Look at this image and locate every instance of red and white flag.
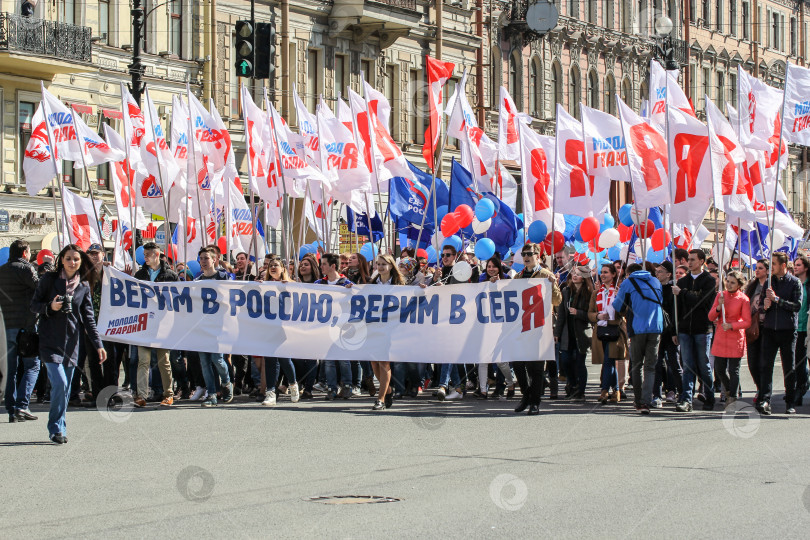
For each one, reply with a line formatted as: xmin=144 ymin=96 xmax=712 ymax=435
xmin=554 ymin=105 xmax=610 ymax=218
xmin=241 ymin=84 xmax=273 ymax=201
xmin=446 ymin=69 xmax=475 ymax=139
xmin=498 ymin=87 xmax=530 ymax=163
xmin=103 ymin=125 xmax=148 ymax=234
xmin=23 ymin=103 xmax=58 ymax=195
xmin=293 ymin=85 xmax=322 ymax=166
xmin=519 ymin=125 xmax=556 ymax=229
xmin=705 ymin=99 xmax=754 ymax=219
xmin=62 ymin=187 xmax=102 ymax=251
xmin=422 ymin=55 xmax=455 ymax=170
xmin=187 ymin=90 xmax=237 ymax=196
xmin=141 ymin=88 xmax=180 ymax=193
xmin=666 ymin=106 xmax=713 ymax=232
xmin=617 ymin=97 xmax=669 ymax=209
xmin=673 ymin=223 xmax=710 ymax=250
xmin=581 ymin=104 xmax=629 ymax=182
xmin=782 ymin=62 xmax=810 ymax=147
xmin=270 ymin=102 xmax=328 ymax=197
xmin=648 ymin=59 xmax=694 ymax=130
xmin=40 ymin=85 xmax=83 ymax=163
xmin=72 ymin=108 xmax=124 ymax=167
xmin=737 ymin=66 xmax=784 ymax=152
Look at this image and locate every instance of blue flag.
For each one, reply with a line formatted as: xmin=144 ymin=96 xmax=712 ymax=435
xmin=346 ymin=206 xmax=384 ymax=242
xmin=449 ymin=159 xmax=522 ymax=257
xmin=389 ymin=161 xmax=449 ymax=231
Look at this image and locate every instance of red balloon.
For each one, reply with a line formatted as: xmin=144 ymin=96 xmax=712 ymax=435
xmin=37 ymin=249 xmax=54 ymax=266
xmin=579 ymin=216 xmax=600 ymax=242
xmin=636 ymin=220 xmax=655 ymax=238
xmin=650 ymin=229 xmax=672 ymax=251
xmin=217 ymin=236 xmax=227 ymax=255
xmin=416 ymin=248 xmax=428 ymax=260
xmin=441 ymin=214 xmax=460 ymax=238
xmin=544 ymin=231 xmax=565 ymax=254
xmin=456 ymin=204 xmax=474 ymax=228
xmin=618 ymin=223 xmax=634 ymax=242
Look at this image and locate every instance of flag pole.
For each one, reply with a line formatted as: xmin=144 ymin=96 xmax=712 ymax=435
xmin=359 ymin=73 xmax=389 ymax=255
xmin=265 ymin=90 xmax=295 ymax=265
xmin=185 ymin=87 xmax=209 ymax=260
xmin=768 ymin=62 xmax=790 ymax=289
xmin=663 ymin=88 xmax=680 ymax=336
xmin=66 ymin=106 xmax=105 ymax=247
xmin=120 ymin=84 xmax=140 ymax=267
xmin=615 ymin=96 xmax=648 ymax=266
xmin=549 ymin=104 xmax=562 ymax=267
xmin=239 ymin=84 xmax=259 ymax=271
xmin=143 ymin=87 xmax=172 ymax=256
xmin=316 ymin=95 xmax=332 ymax=249
xmin=39 ymin=91 xmax=70 ymax=248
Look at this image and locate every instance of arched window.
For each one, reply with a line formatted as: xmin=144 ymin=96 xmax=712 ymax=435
xmin=569 ymin=65 xmax=581 ymax=119
xmin=509 ymin=50 xmax=522 ymax=109
xmin=587 ymin=70 xmax=599 ymax=109
xmin=605 ymin=74 xmax=617 ymax=115
xmin=621 ymin=77 xmax=632 ymax=107
xmin=529 ymin=57 xmax=542 ymax=116
xmin=551 ymin=61 xmax=562 ymax=115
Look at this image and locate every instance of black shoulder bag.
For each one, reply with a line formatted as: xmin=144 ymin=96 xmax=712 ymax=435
xmin=16 ymin=323 xmax=39 ymax=358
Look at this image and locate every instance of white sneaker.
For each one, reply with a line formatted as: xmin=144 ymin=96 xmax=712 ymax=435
xmin=262 ymin=391 xmax=277 ymax=407
xmin=190 ymin=386 xmax=206 ymax=401
xmin=313 ymin=382 xmax=327 ymax=393
xmin=290 ymin=383 xmax=300 ymax=403
xmin=446 ymin=389 xmax=462 ymax=400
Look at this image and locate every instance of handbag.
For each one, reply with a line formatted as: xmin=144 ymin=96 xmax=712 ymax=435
xmin=16 ymin=327 xmax=39 ymax=358
xmin=745 ymin=320 xmax=760 ymax=342
xmin=596 ymin=324 xmax=620 ymax=342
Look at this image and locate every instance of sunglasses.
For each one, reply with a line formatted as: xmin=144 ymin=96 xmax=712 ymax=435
xmin=521 ymin=251 xmax=536 ymax=257
xmin=442 ymin=253 xmax=454 ymax=258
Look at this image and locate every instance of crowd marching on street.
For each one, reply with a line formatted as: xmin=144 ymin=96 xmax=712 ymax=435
xmin=2 ymin=236 xmax=809 ymax=444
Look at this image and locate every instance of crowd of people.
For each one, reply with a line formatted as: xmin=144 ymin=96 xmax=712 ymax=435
xmin=1 ymin=237 xmax=808 ymax=444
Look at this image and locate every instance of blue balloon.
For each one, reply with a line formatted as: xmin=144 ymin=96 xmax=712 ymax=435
xmin=607 ymin=246 xmax=622 ymax=261
xmin=359 ymin=242 xmax=379 ymax=261
xmin=474 ymin=199 xmax=496 ymax=221
xmin=0 ymin=246 xmax=9 ymax=265
xmin=474 ymin=238 xmax=496 ymax=261
xmin=647 ymin=249 xmax=666 ymax=264
xmin=600 ymin=258 xmax=613 ymax=268
xmin=425 ymin=245 xmax=437 ymax=264
xmin=185 ymin=260 xmax=201 ymax=276
xmin=511 ymin=261 xmax=525 ymax=272
xmin=618 ymin=204 xmax=634 ymax=227
xmin=436 ymin=205 xmax=449 ymax=224
xmin=442 ymin=235 xmax=463 ymax=253
xmin=600 ymin=214 xmax=616 ymax=233
xmin=574 ymin=229 xmax=584 ymax=242
xmin=527 ymin=221 xmax=548 ymax=244
xmin=135 ymin=246 xmax=145 ymax=265
xmin=299 ymin=247 xmax=311 ymax=260
xmin=573 ymin=240 xmax=589 ymax=254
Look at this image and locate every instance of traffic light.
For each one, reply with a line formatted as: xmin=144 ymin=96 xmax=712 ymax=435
xmin=235 ymin=20 xmax=254 ymax=78
xmin=254 ymin=21 xmax=276 ymax=80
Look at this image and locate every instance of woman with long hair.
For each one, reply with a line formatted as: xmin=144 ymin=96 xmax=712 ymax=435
xmin=588 ymin=262 xmax=628 ymax=403
xmin=297 ymin=253 xmax=321 ymax=283
xmin=346 ymin=252 xmax=371 ymax=284
xmin=30 ymin=245 xmax=105 ymax=444
xmin=259 ymin=255 xmax=299 ymax=406
xmin=555 ymin=266 xmax=594 ymax=400
xmin=369 ymin=254 xmax=405 ymax=410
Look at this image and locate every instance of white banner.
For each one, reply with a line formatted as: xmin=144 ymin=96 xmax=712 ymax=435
xmin=98 ymin=267 xmax=555 ymax=363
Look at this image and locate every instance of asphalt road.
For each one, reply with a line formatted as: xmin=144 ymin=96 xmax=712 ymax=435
xmin=2 ymin=362 xmax=810 ymax=539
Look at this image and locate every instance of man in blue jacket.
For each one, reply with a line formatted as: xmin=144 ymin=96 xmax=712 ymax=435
xmin=612 ymin=263 xmax=663 ymax=414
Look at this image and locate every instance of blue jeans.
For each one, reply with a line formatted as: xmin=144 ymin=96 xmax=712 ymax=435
xmin=324 ymin=360 xmax=352 ymax=392
xmin=439 ymin=363 xmax=461 ymax=390
xmin=198 ymin=352 xmax=230 ymax=395
xmin=679 ymin=333 xmax=714 ymax=403
xmin=45 ymin=362 xmax=75 ymax=437
xmin=4 ymin=328 xmax=41 ymax=414
xmin=263 ymin=357 xmax=296 ymax=392
xmin=600 ymin=341 xmax=618 ymax=391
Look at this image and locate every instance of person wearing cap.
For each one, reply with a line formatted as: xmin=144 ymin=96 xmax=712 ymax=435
xmin=83 ymin=244 xmax=129 ymax=408
xmin=132 ymin=242 xmax=179 ymax=408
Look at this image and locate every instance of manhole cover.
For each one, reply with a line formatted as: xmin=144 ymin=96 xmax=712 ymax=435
xmin=308 ymin=495 xmax=401 ymax=505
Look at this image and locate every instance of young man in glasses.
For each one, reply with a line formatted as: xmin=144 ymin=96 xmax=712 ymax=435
xmin=513 ymin=243 xmax=562 ymax=415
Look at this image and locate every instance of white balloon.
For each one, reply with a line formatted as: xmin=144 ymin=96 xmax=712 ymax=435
xmin=472 ymin=218 xmax=492 ymax=234
xmin=451 ymin=260 xmax=473 ymax=282
xmin=598 ymin=228 xmax=620 ymax=249
xmin=630 ymin=207 xmax=649 ymax=226
xmin=771 ymin=230 xmax=786 ymax=251
xmin=620 ymin=245 xmax=629 ymax=261
xmin=711 ymin=245 xmax=731 ymax=264
xmin=634 ymin=238 xmax=652 ymax=255
xmin=432 ymin=233 xmax=445 ymax=251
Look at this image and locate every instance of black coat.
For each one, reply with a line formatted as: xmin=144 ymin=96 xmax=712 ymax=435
xmin=0 ymin=258 xmax=39 ymax=330
xmin=554 ymin=286 xmax=592 ymax=352
xmin=676 ymin=271 xmax=716 ymax=335
xmin=30 ymin=272 xmax=102 ymax=365
xmin=763 ymin=272 xmax=803 ymax=331
xmin=134 ymin=261 xmax=178 ymax=282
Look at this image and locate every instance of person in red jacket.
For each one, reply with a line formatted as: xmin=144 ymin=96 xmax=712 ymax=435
xmin=707 ymin=271 xmax=751 ymax=406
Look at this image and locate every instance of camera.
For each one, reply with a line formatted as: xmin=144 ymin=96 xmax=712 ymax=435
xmin=56 ymin=294 xmax=73 ymax=314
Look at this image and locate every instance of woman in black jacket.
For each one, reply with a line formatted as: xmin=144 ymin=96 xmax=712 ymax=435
xmin=554 ymin=265 xmax=593 ymax=400
xmin=30 ymin=245 xmax=105 ymax=444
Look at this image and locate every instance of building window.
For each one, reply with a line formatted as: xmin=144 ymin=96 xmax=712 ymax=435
xmin=529 ymin=58 xmax=541 ymax=117
xmin=98 ymin=0 xmax=109 ymax=44
xmin=716 ymin=0 xmax=723 ymax=32
xmin=169 ymin=0 xmax=182 ymax=57
xmin=97 ymin=118 xmax=111 ymax=190
xmin=551 ymin=61 xmax=562 ymax=114
xmin=384 ymin=64 xmax=395 ymax=133
xmin=509 ymin=51 xmax=522 ymax=109
xmin=361 ymin=59 xmax=373 ymax=88
xmin=307 ymin=50 xmax=319 ymax=113
xmin=702 ymin=0 xmax=710 ymax=25
xmin=729 ymin=72 xmax=737 ymax=108
xmin=569 ymin=66 xmax=581 ymax=119
xmin=638 ymin=0 xmax=648 ymax=34
xmin=18 ymin=102 xmax=34 ymax=185
xmin=702 ymin=67 xmax=711 ymax=109
xmin=689 ymin=63 xmax=697 ymax=100
xmin=408 ymin=69 xmax=423 ymax=144
xmin=568 ymin=0 xmax=579 ymax=18
xmin=605 ymin=74 xmax=616 ymax=115
xmin=621 ymin=78 xmax=632 ymax=107
xmin=335 ymin=55 xmax=348 ymax=99
xmin=58 ymin=0 xmax=77 ymax=24
xmin=742 ymin=1 xmax=750 ymax=39
xmin=716 ymin=71 xmax=724 ymax=107
xmin=587 ymin=70 xmax=599 ymax=110
xmin=604 ymin=0 xmax=614 ymax=29
xmin=791 ymin=17 xmax=798 ymax=56
xmin=586 ymin=0 xmax=597 ymax=23
xmin=491 ymin=48 xmax=501 ymax=109
xmin=622 ymin=2 xmax=632 ymax=33
xmin=729 ymin=0 xmax=736 ymax=36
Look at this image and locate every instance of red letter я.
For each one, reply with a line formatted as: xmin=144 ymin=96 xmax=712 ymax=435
xmin=521 ymin=285 xmax=545 ymax=332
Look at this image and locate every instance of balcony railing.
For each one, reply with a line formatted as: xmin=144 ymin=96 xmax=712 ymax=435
xmin=369 ymin=0 xmax=418 ymax=11
xmin=0 ymin=13 xmax=92 ymax=63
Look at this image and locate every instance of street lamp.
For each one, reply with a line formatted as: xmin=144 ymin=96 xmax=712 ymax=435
xmin=654 ymin=16 xmax=680 ymax=71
